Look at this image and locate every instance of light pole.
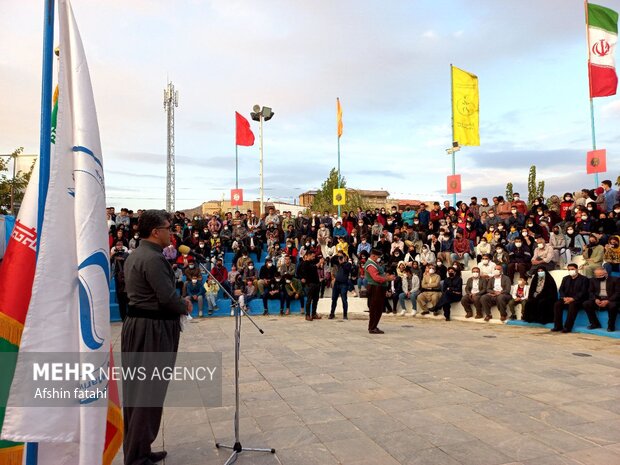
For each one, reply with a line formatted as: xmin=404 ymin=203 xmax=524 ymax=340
xmin=251 ymin=105 xmax=274 ymax=215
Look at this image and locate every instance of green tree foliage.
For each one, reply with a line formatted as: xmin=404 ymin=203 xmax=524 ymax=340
xmin=527 ymin=165 xmax=545 ymax=207
xmin=505 ymin=182 xmax=514 ymax=202
xmin=0 ymin=147 xmax=34 ymax=215
xmin=309 ymin=168 xmax=370 ymax=213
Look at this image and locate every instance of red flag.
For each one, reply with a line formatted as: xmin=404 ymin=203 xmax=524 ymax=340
xmin=235 ymin=112 xmax=255 ymax=146
xmin=447 ymin=175 xmax=461 ymax=194
xmin=231 ymin=189 xmax=244 ymax=206
xmin=587 ymin=149 xmax=607 ymax=174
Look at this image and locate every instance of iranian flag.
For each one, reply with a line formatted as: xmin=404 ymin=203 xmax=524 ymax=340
xmin=587 ymin=2 xmax=618 ymax=97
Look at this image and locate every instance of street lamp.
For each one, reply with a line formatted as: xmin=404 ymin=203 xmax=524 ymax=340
xmin=251 ymin=105 xmax=274 ymax=215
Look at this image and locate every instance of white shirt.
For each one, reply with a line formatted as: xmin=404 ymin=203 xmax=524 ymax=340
xmin=493 ymin=277 xmax=503 ymax=292
xmin=471 ymin=278 xmax=480 ymax=294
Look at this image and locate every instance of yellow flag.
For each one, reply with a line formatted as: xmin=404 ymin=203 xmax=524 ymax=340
xmin=451 ymin=66 xmax=479 ymax=146
xmin=333 ymin=188 xmax=346 ymax=205
xmin=336 ymin=97 xmax=343 ymax=138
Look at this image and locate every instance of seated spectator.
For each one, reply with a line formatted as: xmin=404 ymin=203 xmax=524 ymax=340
xmin=257 ymin=258 xmax=277 ymax=295
xmin=430 ymin=266 xmax=463 ymax=321
xmin=581 ymin=236 xmax=604 ymax=278
xmin=479 ymin=265 xmax=512 ymax=321
xmin=211 ymin=258 xmax=231 ymax=297
xmin=451 ymin=232 xmax=472 ymax=269
xmin=236 ymin=249 xmax=252 ymax=271
xmin=398 ymin=267 xmax=420 ymax=316
xmin=417 ymin=265 xmax=442 ymax=315
xmin=284 ymin=273 xmax=305 ymax=315
xmin=262 ymin=272 xmax=285 ymax=315
xmin=186 ymin=276 xmax=206 ymax=317
xmin=550 ymin=225 xmax=568 ymax=267
xmin=238 ymin=277 xmax=258 ymax=312
xmin=204 ymin=276 xmax=220 ymax=315
xmin=242 ymin=261 xmax=258 ymax=284
xmin=357 ymin=236 xmax=371 ymax=256
xmin=507 ymin=238 xmax=531 ymax=283
xmin=475 ymin=238 xmax=491 ymax=263
xmin=183 ymin=262 xmax=202 ymax=296
xmin=603 ymin=235 xmax=620 ymax=274
xmin=333 ymin=221 xmax=348 ymax=239
xmin=279 ymin=254 xmax=296 ymax=277
xmin=336 ymin=236 xmax=349 ymax=257
xmin=522 ymin=266 xmax=558 ymax=324
xmin=416 ymin=244 xmax=436 ymax=272
xmin=128 ymin=232 xmax=140 ymax=252
xmin=530 ymin=237 xmax=555 ymax=273
xmin=511 ymin=192 xmax=528 ymax=216
xmin=584 ymin=266 xmax=618 ymax=332
xmin=478 ymin=254 xmax=496 ymax=279
xmin=507 ymin=277 xmax=529 ymax=320
xmin=384 ymin=265 xmax=403 ymax=314
xmin=492 ymin=245 xmax=509 ymax=274
xmin=461 ymin=267 xmax=486 ymax=319
xmin=551 ymin=264 xmax=590 ymax=333
xmin=172 ymin=264 xmax=184 ymax=294
xmin=245 ymin=231 xmax=262 ymax=263
xmin=435 ymin=259 xmax=448 ymax=282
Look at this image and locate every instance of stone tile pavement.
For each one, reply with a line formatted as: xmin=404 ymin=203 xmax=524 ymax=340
xmin=111 ymin=312 xmax=620 ymax=465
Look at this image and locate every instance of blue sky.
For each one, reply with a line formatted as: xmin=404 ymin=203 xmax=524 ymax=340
xmin=1 ymin=0 xmax=618 ymax=210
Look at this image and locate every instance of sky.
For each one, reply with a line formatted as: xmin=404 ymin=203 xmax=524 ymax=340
xmin=1 ymin=0 xmax=619 ymax=210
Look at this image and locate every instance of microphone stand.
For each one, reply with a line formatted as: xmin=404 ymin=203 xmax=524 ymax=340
xmin=201 ymin=265 xmax=275 ymax=464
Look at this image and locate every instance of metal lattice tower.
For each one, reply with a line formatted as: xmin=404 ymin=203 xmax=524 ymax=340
xmin=163 ymin=82 xmax=178 ymax=212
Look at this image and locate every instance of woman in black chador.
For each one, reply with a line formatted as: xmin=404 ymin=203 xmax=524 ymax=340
xmin=522 ymin=266 xmax=558 ymax=324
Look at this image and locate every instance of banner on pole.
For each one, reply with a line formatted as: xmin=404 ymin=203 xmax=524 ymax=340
xmin=447 ymin=175 xmax=462 ymax=194
xmin=587 ymin=149 xmax=607 ymax=174
xmin=333 ymin=188 xmax=346 ymax=206
xmin=231 ymin=189 xmax=244 ymax=206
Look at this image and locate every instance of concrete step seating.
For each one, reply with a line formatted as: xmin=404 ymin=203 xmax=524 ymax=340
xmin=109 ymin=249 xmax=619 ymax=338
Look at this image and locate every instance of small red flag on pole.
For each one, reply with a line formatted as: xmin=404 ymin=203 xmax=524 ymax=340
xmin=235 ymin=112 xmax=255 ymax=146
xmin=586 ymin=149 xmax=607 ymax=174
xmin=447 ymin=175 xmax=462 ymax=194
xmin=231 ymin=189 xmax=244 ymax=206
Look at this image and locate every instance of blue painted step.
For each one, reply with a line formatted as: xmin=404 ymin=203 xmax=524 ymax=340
xmin=506 ymin=308 xmax=619 ymax=339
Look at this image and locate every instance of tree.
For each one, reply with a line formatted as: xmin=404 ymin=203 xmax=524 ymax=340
xmin=527 ymin=165 xmax=545 ymax=207
xmin=0 ymin=147 xmax=34 ymax=215
xmin=308 ymin=168 xmax=370 ymax=213
xmin=505 ymin=182 xmax=514 ymax=202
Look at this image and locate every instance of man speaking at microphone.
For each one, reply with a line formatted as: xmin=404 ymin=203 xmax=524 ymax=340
xmin=122 ymin=210 xmax=192 ymax=465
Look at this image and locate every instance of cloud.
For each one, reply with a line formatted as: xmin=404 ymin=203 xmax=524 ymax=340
xmin=601 ymin=100 xmax=620 ymax=119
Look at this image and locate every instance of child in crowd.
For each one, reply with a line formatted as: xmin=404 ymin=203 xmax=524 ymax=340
xmin=507 ymin=278 xmax=529 ymax=320
xmin=204 ymin=277 xmax=220 ymax=315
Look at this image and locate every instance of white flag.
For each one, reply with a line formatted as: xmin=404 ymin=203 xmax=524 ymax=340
xmin=1 ymin=1 xmax=114 ymax=464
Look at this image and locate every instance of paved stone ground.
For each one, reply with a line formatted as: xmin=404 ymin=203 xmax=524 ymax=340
xmin=111 ymin=313 xmax=620 ymax=465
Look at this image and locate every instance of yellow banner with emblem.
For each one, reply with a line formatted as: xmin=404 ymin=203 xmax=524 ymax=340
xmin=452 ymin=66 xmax=480 ymax=146
xmin=333 ymin=188 xmax=346 ymax=206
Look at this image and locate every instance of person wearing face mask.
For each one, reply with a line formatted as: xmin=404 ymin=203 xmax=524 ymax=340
xmin=430 ymin=266 xmax=463 ymax=320
xmin=507 ymin=238 xmax=532 ymax=283
xmin=182 ymin=260 xmax=202 ymax=296
xmin=128 ymin=232 xmax=141 ymax=252
xmin=478 ymin=254 xmax=497 ymax=279
xmin=186 ymin=275 xmax=206 ymax=317
xmin=563 ymin=226 xmax=586 ymax=264
xmin=330 ymin=254 xmax=353 ymax=319
xmin=603 ymin=235 xmax=620 ymax=274
xmin=475 ymin=238 xmax=491 ymax=264
xmin=262 ymin=272 xmax=286 ymax=316
xmin=581 ymin=236 xmax=605 ymax=278
xmin=257 ymin=258 xmax=277 ymax=296
xmin=283 ymin=273 xmax=305 ymax=315
xmin=451 ymin=233 xmax=473 ymax=270
xmin=357 ymin=236 xmax=372 ymax=256
xmin=242 ymin=261 xmax=258 ymax=285
xmin=551 ymin=264 xmax=590 ymax=333
xmin=506 ymin=278 xmax=529 ymax=320
xmin=479 ymin=266 xmax=512 ymax=321
xmin=492 ymin=245 xmax=509 ymax=274
xmin=560 ymin=193 xmax=576 ymax=222
xmin=583 ymin=267 xmax=619 ymax=332
xmin=507 ymin=206 xmax=526 ymax=230
xmin=417 ymin=265 xmax=442 ymax=315
xmin=486 ymin=210 xmax=501 ymax=229
xmin=402 ymin=206 xmax=416 ymax=226
xmin=549 ymin=226 xmax=568 ymax=267
xmin=510 ymin=193 xmax=528 ymax=216
xmin=297 ymin=250 xmax=322 ymax=321
xmin=522 ymin=266 xmax=558 ymax=324
xmin=398 ymin=267 xmax=420 ymax=316
xmin=530 ymin=237 xmax=555 ymax=274
xmin=461 ymin=267 xmax=486 ymax=318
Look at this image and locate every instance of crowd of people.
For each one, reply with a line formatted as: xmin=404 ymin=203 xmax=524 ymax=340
xmin=107 ymin=180 xmax=620 ymax=333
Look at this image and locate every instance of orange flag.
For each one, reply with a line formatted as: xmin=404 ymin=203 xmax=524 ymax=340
xmin=337 ymin=98 xmax=343 ymax=138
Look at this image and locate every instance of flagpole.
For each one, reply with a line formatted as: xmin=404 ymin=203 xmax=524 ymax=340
xmin=584 ymin=0 xmax=600 ymax=187
xmin=37 ymin=0 xmax=55 ymax=253
xmin=235 ymin=143 xmax=239 ymax=212
xmin=450 ymin=64 xmax=457 ymax=206
xmin=337 ymin=133 xmax=341 ymax=217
